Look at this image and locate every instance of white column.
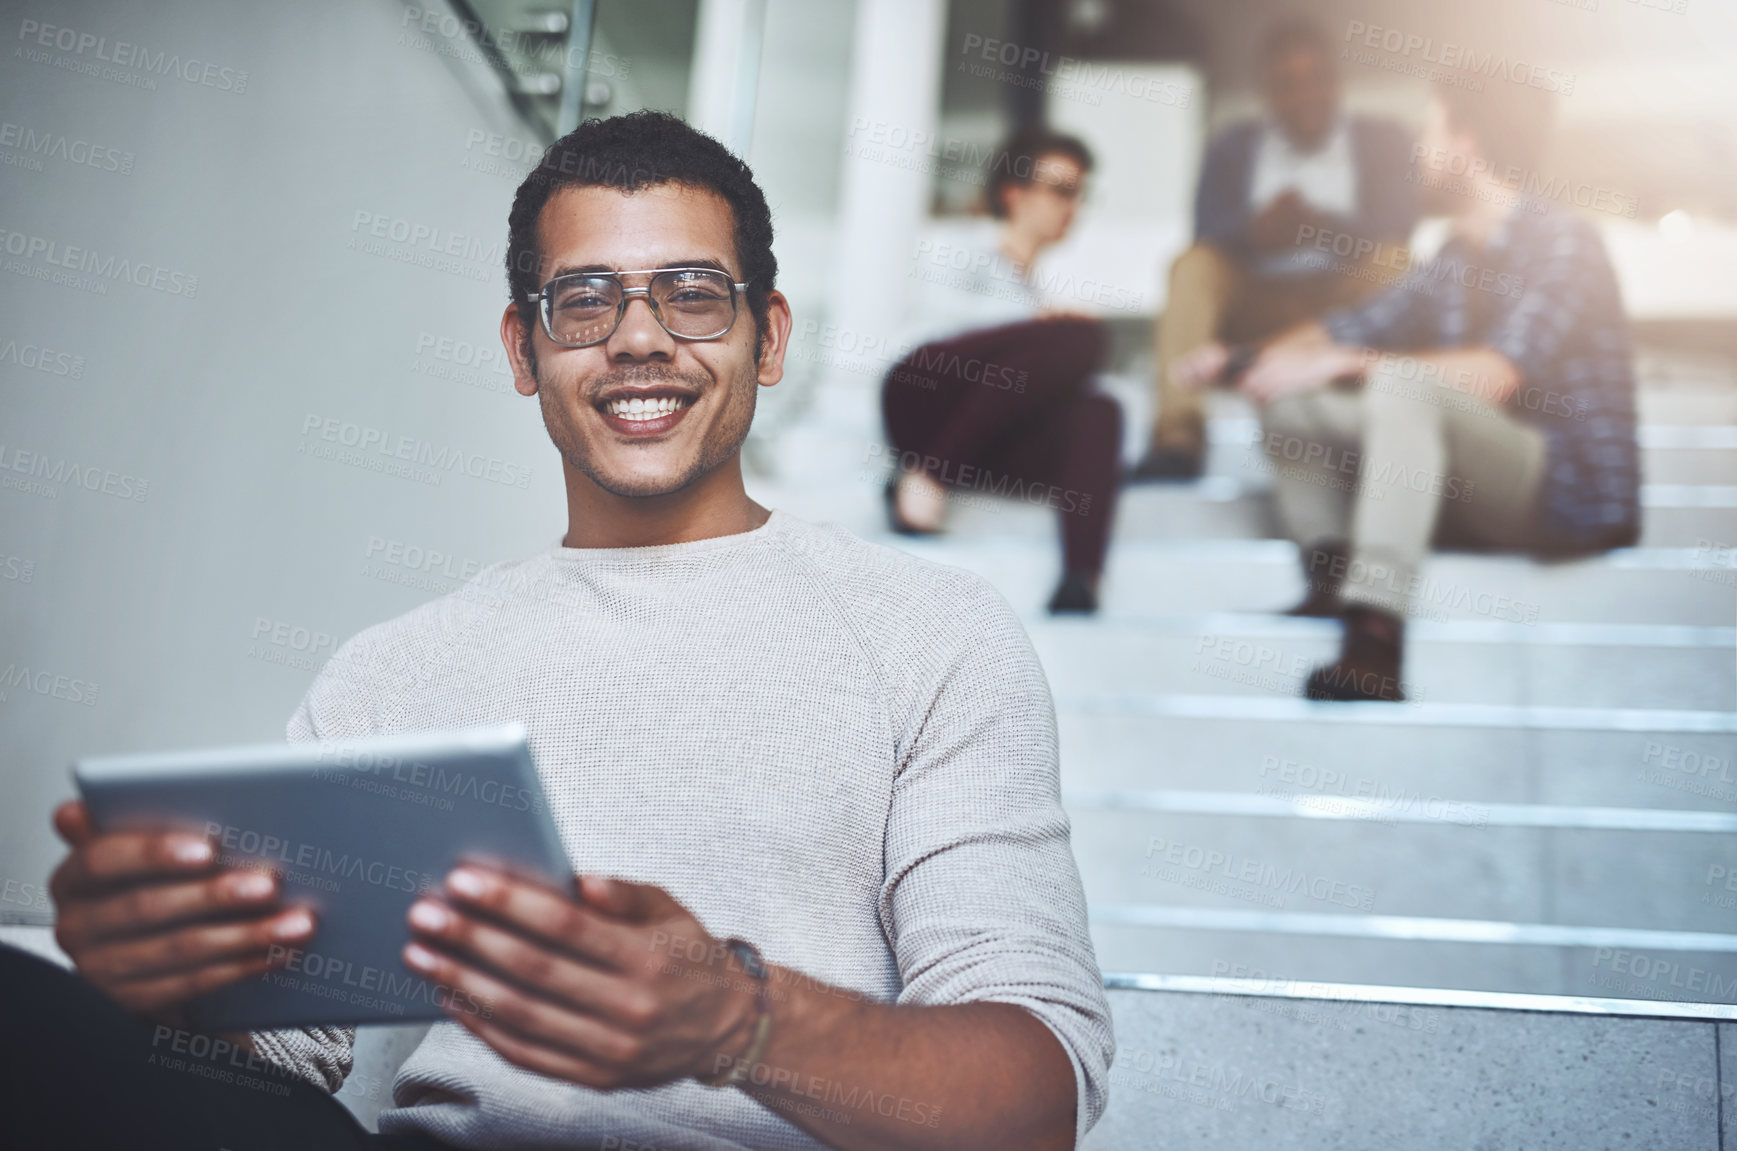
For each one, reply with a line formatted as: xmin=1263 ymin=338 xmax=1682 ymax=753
xmin=819 ymin=0 xmax=948 ymax=426
xmin=687 ymin=0 xmax=769 ymax=155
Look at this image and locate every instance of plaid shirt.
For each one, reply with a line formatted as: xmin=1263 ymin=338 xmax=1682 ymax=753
xmin=1323 ymin=204 xmax=1640 ymax=554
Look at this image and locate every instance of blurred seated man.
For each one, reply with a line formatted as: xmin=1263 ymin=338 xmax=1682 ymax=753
xmin=1133 ymin=16 xmax=1417 ymax=480
xmin=1174 ymin=75 xmax=1640 ymax=701
xmin=883 ymin=128 xmax=1122 ymax=615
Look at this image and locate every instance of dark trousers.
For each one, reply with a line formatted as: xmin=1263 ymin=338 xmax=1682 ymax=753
xmin=881 ymin=317 xmax=1121 ymax=576
xmin=0 ymin=944 xmax=452 ymax=1151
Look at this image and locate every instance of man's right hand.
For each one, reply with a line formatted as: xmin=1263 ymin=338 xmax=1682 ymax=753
xmin=49 ymin=800 xmax=315 ymax=1025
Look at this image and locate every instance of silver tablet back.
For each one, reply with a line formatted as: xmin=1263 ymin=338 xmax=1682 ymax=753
xmin=74 ymin=723 xmax=572 ymax=1031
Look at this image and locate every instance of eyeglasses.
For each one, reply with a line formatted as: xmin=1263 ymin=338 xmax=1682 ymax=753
xmin=525 ymin=267 xmax=751 ymax=348
xmin=1036 ymin=179 xmax=1084 ymax=201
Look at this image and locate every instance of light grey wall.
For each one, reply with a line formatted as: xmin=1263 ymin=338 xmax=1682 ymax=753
xmin=736 ymin=0 xmax=857 ymax=435
xmin=744 ymin=0 xmax=855 ymax=323
xmin=0 ymin=0 xmax=574 ymax=904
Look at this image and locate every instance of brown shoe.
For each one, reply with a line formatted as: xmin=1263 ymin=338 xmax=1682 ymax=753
xmin=1305 ymin=605 xmax=1407 ymax=702
xmin=1047 ymin=570 xmax=1099 ymax=615
xmin=1131 ymin=412 xmax=1207 ymax=482
xmin=1129 ymin=443 xmax=1204 ymax=481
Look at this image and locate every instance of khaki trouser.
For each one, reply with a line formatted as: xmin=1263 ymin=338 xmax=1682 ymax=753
xmin=1259 ymin=360 xmax=1549 ymax=617
xmin=1153 ymin=243 xmax=1389 ymax=451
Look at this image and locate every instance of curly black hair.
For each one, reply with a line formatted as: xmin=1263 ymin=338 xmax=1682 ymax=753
xmin=1259 ymin=14 xmax=1333 ymax=69
xmin=505 ymin=110 xmax=777 ymax=354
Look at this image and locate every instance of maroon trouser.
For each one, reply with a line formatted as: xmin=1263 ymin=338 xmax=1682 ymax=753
xmin=881 ymin=317 xmax=1120 ymax=577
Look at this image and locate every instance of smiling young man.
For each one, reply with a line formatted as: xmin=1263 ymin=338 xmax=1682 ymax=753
xmin=16 ymin=111 xmax=1112 ymax=1151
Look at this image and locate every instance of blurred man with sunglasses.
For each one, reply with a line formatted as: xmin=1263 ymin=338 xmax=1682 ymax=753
xmin=882 ymin=128 xmax=1123 ymax=615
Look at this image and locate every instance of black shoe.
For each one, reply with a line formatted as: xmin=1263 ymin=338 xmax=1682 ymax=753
xmin=883 ymin=476 xmax=941 ymax=536
xmin=1285 ymin=539 xmax=1349 ymax=618
xmin=1304 ymin=605 xmax=1406 ymax=701
xmin=1129 ymin=444 xmax=1205 ymax=482
xmin=1047 ymin=570 xmax=1099 ymax=615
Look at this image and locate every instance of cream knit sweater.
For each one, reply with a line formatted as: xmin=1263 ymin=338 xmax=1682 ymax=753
xmin=252 ymin=510 xmax=1112 ymax=1150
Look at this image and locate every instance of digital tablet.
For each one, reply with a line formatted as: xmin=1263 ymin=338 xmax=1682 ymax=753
xmin=73 ymin=723 xmax=573 ymax=1031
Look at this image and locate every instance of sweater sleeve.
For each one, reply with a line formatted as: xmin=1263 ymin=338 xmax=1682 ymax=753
xmin=877 ymin=577 xmax=1114 ymax=1147
xmin=250 ymin=1022 xmax=355 ymax=1094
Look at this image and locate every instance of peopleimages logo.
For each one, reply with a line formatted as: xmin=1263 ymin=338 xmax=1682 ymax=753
xmin=0 ymin=336 xmax=85 ymax=378
xmin=1408 ymin=145 xmax=1639 ymax=218
xmin=205 ymin=820 xmax=438 ymax=895
xmin=349 ymin=211 xmax=501 ymax=266
xmin=1294 ymin=225 xmax=1525 ymax=300
xmin=912 ymin=239 xmax=1148 ymax=313
xmin=0 ymin=553 xmax=35 ymax=583
xmin=298 ymin=414 xmax=533 ymax=489
xmin=956 ymin=33 xmax=1192 ymax=108
xmin=862 ymin=443 xmax=1093 ymax=516
xmin=149 ymin=1025 xmax=298 ymax=1097
xmin=0 ymin=442 xmax=149 ymax=502
xmin=0 ymin=663 xmax=99 ymax=706
xmin=365 ymin=536 xmax=488 ymax=582
xmin=1590 ymin=947 xmax=1737 ymax=998
xmin=1143 ymin=834 xmax=1378 ymax=911
xmin=312 ymin=741 xmax=542 ymax=813
xmin=397 ymin=7 xmax=631 ymax=79
xmin=264 ymin=943 xmax=492 ymax=1019
xmin=0 ymin=227 xmax=199 ymax=297
xmin=15 ymin=19 xmax=249 ymax=93
xmin=1342 ymin=20 xmax=1576 ymax=94
xmin=0 ymin=121 xmax=135 ymax=174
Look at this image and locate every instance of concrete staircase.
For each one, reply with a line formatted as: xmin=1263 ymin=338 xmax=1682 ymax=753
xmin=1085 ymin=980 xmax=1736 ymax=1149
xmin=741 ymin=353 xmax=1737 ymax=1145
xmin=752 ymin=350 xmax=1737 ymax=1012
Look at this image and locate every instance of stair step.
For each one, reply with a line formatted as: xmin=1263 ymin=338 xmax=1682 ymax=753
xmin=1029 ymin=628 xmax=1734 ymax=710
xmin=885 ymin=536 xmax=1736 ymax=624
xmin=1087 ymin=920 xmax=1737 ymax=1004
xmin=1056 ymin=692 xmax=1737 ymax=733
xmin=1088 ymin=980 xmax=1725 ymax=1150
xmin=1066 ymin=788 xmax=1737 ymax=832
xmin=1089 ymin=905 xmax=1737 ymax=954
xmin=1029 ymin=612 xmax=1734 ymax=648
xmin=1068 ymin=808 xmax=1737 ymax=933
xmin=1058 ymin=718 xmax=1736 ymax=812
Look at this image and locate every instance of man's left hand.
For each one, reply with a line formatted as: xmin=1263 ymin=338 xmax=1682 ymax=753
xmin=1237 ymin=343 xmax=1364 ymax=405
xmin=403 ymin=868 xmax=757 ymax=1090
